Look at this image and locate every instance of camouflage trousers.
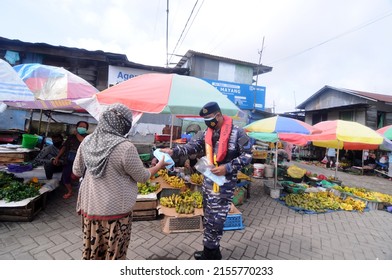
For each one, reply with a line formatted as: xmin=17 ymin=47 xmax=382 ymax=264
xmin=202 ymin=178 xmax=235 ymax=249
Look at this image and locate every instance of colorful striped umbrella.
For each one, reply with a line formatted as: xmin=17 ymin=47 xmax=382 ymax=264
xmin=95 ymin=73 xmax=240 ymax=117
xmin=377 ymin=125 xmax=392 ymax=140
xmin=244 ymin=115 xmax=320 ymax=145
xmin=310 ymin=120 xmax=389 ymax=150
xmin=0 ymin=58 xmax=35 ymax=102
xmin=4 ymin=63 xmax=98 ymax=110
xmin=244 ymin=116 xmax=320 ymax=188
xmin=308 ymin=120 xmax=392 ymax=178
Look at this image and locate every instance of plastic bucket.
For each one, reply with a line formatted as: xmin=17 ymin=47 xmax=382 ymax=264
xmin=21 ymin=134 xmax=39 ymax=149
xmin=264 ymin=165 xmax=275 ymax=178
xmin=270 ymin=188 xmax=281 ymax=199
xmin=252 ymin=163 xmax=265 ymax=178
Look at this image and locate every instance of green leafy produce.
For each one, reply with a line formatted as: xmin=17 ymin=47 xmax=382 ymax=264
xmin=0 ymin=180 xmax=40 ymax=202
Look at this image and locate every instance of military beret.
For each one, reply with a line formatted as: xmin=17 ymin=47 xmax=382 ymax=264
xmin=199 ymin=102 xmax=221 ymax=117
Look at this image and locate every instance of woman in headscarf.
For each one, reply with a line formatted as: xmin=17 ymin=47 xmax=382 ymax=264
xmin=72 ymin=103 xmax=167 ymax=260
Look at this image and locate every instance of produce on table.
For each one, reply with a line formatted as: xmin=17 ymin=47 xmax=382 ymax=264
xmin=190 ymin=173 xmax=204 ymax=185
xmin=162 ymin=174 xmax=186 ymax=188
xmin=0 ymin=171 xmax=24 ymax=188
xmin=0 ymin=181 xmax=40 ymax=202
xmin=282 ymin=191 xmax=366 ymax=212
xmin=159 ymin=190 xmax=203 ymax=212
xmin=287 ymin=165 xmax=307 ymax=179
xmin=137 ymin=180 xmax=160 ymax=195
xmin=333 ymin=185 xmax=392 ymax=203
xmin=317 ymin=174 xmax=327 ymax=180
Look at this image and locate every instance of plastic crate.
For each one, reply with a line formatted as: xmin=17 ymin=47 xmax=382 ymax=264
xmin=158 ymin=188 xmax=181 ymax=199
xmin=284 ymin=185 xmax=306 ymax=194
xmin=223 ymin=213 xmax=244 ymax=231
xmin=162 ymin=215 xmax=203 ymax=233
xmin=139 ymin=153 xmax=151 ymax=161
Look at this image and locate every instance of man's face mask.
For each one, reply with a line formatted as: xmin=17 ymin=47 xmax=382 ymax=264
xmin=77 ymin=127 xmax=87 ymax=135
xmin=204 ymin=113 xmax=218 ymax=129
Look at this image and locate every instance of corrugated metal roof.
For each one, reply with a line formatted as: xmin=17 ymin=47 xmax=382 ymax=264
xmin=0 ymin=36 xmax=188 ymax=74
xmin=175 ymin=50 xmax=273 ymax=75
xmin=297 ymin=85 xmax=392 ymax=109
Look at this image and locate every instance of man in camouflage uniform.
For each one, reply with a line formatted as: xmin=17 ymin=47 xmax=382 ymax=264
xmin=161 ymin=102 xmax=252 ymax=260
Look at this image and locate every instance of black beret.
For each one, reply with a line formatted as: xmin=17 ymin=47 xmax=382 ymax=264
xmin=199 ymin=102 xmax=221 ymax=117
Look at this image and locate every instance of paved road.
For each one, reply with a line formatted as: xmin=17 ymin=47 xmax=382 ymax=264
xmin=1 ymin=161 xmax=392 ymax=260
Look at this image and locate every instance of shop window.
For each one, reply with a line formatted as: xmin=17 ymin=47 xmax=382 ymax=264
xmin=377 ymin=112 xmax=386 ymax=128
xmin=339 ymin=111 xmax=353 ymax=121
xmin=312 ymin=112 xmax=327 ymax=125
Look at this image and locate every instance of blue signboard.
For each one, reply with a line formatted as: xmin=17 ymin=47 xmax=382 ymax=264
xmin=202 ymin=78 xmax=266 ymax=110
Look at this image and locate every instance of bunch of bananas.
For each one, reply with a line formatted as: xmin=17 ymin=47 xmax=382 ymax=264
xmin=190 ymin=173 xmax=204 ymax=185
xmin=333 ymin=186 xmax=379 ymax=201
xmin=191 ymin=191 xmax=203 ymax=208
xmin=237 ymin=171 xmax=251 ymax=181
xmin=163 ymin=174 xmax=186 ymax=188
xmin=282 ymin=191 xmax=367 ymax=212
xmin=176 ymin=201 xmax=195 ymax=214
xmin=160 ymin=193 xmax=182 ymax=208
xmin=338 ymin=197 xmax=366 ymax=211
xmin=137 ymin=181 xmax=160 ymax=195
xmin=157 ymin=169 xmax=168 ymax=177
xmin=372 ymin=192 xmax=392 ymax=203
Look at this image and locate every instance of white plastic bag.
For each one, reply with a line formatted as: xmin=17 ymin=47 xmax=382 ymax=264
xmin=153 ymin=149 xmax=175 ymax=170
xmin=194 ymin=156 xmax=227 ymax=186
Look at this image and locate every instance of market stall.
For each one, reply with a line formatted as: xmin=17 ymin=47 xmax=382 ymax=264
xmin=0 ymin=171 xmax=59 ymax=222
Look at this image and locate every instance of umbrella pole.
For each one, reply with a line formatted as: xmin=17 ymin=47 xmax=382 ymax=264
xmin=38 ymin=109 xmax=43 ymax=135
xmin=169 ymin=115 xmax=174 ymax=149
xmin=274 ymin=143 xmax=278 ymax=188
xmin=45 ymin=111 xmax=52 ymax=137
xmin=361 ymin=150 xmax=364 ymax=176
xmin=27 ymin=110 xmax=34 ymax=134
xmin=335 ymin=148 xmax=339 ymax=179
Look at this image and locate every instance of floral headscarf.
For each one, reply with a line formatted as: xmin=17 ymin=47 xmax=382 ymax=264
xmin=82 ymin=103 xmax=133 ymax=177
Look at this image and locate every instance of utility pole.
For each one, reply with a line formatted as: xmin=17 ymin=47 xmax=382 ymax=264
xmin=166 ymin=0 xmax=169 ymax=68
xmin=254 ymin=36 xmax=265 ymax=109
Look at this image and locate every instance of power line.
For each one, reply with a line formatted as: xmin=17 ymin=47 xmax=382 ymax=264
xmin=268 ymin=11 xmax=392 ymax=65
xmin=176 ymin=0 xmax=204 ymax=54
xmin=168 ymin=0 xmax=199 ymax=64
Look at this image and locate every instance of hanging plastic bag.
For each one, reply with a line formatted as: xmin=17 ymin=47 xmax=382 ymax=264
xmin=321 ymin=156 xmax=328 ymax=164
xmin=194 ymin=156 xmax=227 ymax=186
xmin=153 ymin=149 xmax=175 ymax=170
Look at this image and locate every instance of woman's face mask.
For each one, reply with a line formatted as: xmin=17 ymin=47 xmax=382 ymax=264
xmin=77 ymin=127 xmax=87 ymax=135
xmin=204 ymin=114 xmax=218 ymax=129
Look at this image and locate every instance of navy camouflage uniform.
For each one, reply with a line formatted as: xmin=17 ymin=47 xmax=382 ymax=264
xmin=172 ymin=124 xmax=252 ymax=250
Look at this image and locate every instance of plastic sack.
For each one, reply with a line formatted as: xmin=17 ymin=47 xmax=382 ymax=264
xmin=7 ymin=163 xmax=33 ymax=173
xmin=287 ymin=165 xmax=307 ymax=179
xmin=153 ymin=149 xmax=175 ymax=170
xmin=194 ymin=156 xmax=227 ymax=186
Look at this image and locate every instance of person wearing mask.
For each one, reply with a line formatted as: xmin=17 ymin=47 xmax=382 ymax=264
xmin=161 ymin=102 xmax=252 ymax=260
xmin=53 ymin=121 xmax=89 ymax=199
xmin=31 ymin=133 xmax=64 ymax=179
xmin=72 ymin=103 xmax=168 ymax=260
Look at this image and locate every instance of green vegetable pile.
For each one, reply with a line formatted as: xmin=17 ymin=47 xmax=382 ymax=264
xmin=0 ymin=171 xmax=40 ymax=202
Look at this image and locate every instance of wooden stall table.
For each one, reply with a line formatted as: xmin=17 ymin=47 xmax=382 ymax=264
xmin=0 ymin=144 xmax=39 ymax=164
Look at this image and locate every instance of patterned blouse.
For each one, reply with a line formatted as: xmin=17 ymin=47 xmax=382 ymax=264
xmin=73 ymin=141 xmax=150 ymax=220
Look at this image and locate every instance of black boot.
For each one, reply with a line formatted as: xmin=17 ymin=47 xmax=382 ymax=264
xmin=194 ymin=246 xmax=222 ymax=260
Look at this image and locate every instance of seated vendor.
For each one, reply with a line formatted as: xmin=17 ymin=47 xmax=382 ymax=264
xmin=31 ymin=134 xmax=65 ymax=179
xmin=364 ymin=153 xmax=376 ymax=167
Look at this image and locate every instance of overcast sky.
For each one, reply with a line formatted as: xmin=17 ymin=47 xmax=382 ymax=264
xmin=2 ymin=0 xmax=392 ymax=113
